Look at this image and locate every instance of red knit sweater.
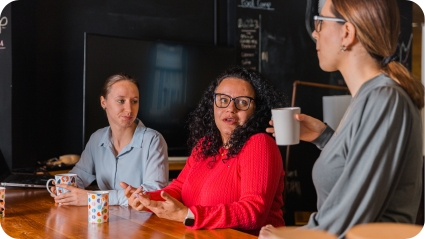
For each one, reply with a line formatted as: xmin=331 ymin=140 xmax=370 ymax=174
xmin=149 ymin=133 xmax=285 ymax=230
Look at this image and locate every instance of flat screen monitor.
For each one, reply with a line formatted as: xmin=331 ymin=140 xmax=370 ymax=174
xmin=83 ymin=33 xmax=237 ymax=157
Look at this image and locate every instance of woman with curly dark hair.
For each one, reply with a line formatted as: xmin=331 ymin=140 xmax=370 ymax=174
xmin=187 ymin=66 xmax=287 ymax=166
xmin=121 ymin=66 xmax=286 ymax=232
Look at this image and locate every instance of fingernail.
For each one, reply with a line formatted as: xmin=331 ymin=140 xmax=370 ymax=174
xmin=135 ymin=194 xmax=139 ymax=198
xmin=127 ymin=185 xmax=131 ymax=189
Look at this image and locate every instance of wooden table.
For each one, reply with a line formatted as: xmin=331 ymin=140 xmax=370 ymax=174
xmin=1 ymin=188 xmax=257 ymax=239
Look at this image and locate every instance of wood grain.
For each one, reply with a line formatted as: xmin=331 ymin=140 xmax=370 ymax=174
xmin=1 ymin=188 xmax=257 ymax=239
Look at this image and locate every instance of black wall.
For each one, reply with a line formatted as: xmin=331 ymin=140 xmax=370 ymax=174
xmin=6 ymin=0 xmax=232 ymax=165
xmin=0 ymin=5 xmax=13 ymax=168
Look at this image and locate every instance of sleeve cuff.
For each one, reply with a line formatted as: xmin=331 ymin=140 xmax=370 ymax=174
xmin=311 ymin=124 xmax=334 ymax=150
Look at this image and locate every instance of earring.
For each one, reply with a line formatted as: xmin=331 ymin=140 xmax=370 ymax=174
xmin=340 ymin=45 xmax=347 ymax=52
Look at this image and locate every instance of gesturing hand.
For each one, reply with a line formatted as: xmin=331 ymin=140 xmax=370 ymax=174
xmin=138 ymin=191 xmax=188 ymax=223
xmin=120 ymin=181 xmax=148 ymax=211
xmin=54 ymin=184 xmax=88 ymax=206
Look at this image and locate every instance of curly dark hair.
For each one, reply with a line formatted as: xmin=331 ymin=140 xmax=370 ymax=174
xmin=187 ymin=66 xmax=287 ymax=165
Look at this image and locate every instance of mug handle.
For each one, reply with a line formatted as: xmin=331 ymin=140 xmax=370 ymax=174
xmin=46 ymin=179 xmax=56 ymax=195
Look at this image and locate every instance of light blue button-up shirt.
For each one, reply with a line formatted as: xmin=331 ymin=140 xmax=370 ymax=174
xmin=69 ymin=119 xmax=168 ymax=205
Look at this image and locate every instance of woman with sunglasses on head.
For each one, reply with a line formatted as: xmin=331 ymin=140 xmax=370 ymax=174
xmin=260 ymin=0 xmax=424 ymax=238
xmin=120 ymin=66 xmax=286 ymax=232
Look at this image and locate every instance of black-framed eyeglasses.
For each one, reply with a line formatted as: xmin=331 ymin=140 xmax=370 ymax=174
xmin=314 ymin=15 xmax=346 ymax=33
xmin=213 ymin=93 xmax=254 ymax=111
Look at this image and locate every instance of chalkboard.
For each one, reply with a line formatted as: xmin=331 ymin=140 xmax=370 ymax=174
xmin=237 ymin=17 xmax=260 ymax=70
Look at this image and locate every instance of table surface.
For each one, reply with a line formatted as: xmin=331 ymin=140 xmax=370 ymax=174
xmin=1 ymin=188 xmax=257 ymax=239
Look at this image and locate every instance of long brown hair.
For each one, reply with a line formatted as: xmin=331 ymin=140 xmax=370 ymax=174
xmin=332 ymin=0 xmax=424 ymax=109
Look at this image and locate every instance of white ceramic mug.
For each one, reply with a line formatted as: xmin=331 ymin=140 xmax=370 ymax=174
xmin=46 ymin=173 xmax=77 ymax=195
xmin=271 ymin=107 xmax=301 ymax=145
xmin=88 ymin=191 xmax=109 ymax=223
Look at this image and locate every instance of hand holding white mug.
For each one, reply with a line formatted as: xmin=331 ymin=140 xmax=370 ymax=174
xmin=267 ymin=113 xmax=327 ymax=142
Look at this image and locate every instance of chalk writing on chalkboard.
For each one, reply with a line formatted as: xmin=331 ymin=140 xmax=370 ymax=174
xmin=0 ymin=16 xmax=8 ymax=34
xmin=237 ymin=16 xmax=261 ymax=71
xmin=0 ymin=16 xmax=8 ymax=50
xmin=238 ymin=0 xmax=274 ymax=11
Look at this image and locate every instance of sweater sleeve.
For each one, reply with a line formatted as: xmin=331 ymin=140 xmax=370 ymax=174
xmin=188 ymin=134 xmax=283 ymax=229
xmin=312 ymin=124 xmax=334 ymax=150
xmin=305 ymin=87 xmax=422 ymax=237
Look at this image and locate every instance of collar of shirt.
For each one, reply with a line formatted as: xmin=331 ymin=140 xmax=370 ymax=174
xmin=97 ymin=118 xmax=146 ymax=150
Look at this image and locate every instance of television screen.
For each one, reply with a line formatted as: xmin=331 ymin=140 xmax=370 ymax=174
xmin=84 ymin=33 xmax=237 ymax=157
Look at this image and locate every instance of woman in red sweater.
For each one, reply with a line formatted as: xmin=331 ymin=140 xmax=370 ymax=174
xmin=120 ymin=66 xmax=286 ymax=232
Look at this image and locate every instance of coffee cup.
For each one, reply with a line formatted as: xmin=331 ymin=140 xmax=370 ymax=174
xmin=88 ymin=191 xmax=109 ymax=223
xmin=271 ymin=107 xmax=301 ymax=145
xmin=46 ymin=173 xmax=78 ymax=195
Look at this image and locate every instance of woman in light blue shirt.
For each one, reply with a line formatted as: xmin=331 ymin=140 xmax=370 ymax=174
xmin=50 ymin=74 xmax=168 ymax=205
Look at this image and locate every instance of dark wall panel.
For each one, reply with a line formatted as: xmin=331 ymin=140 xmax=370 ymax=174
xmin=8 ymin=0 xmax=220 ymax=167
xmin=0 ymin=4 xmax=12 ymax=168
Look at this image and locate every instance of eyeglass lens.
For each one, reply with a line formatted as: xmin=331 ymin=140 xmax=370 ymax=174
xmin=314 ymin=20 xmax=322 ymax=32
xmin=215 ymin=94 xmax=252 ymax=111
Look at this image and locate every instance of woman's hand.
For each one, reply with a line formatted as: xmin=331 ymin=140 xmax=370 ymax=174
xmin=259 ymin=224 xmax=286 ymax=239
xmin=296 ymin=114 xmax=326 ymax=142
xmin=120 ymin=181 xmax=147 ymax=211
xmin=54 ymin=184 xmax=88 ymax=206
xmin=266 ymin=114 xmax=326 ymax=142
xmin=265 ymin=120 xmax=276 ymax=136
xmin=137 ymin=191 xmax=188 ymax=223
